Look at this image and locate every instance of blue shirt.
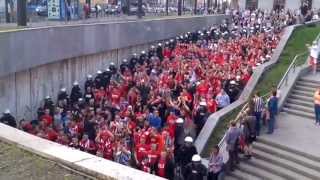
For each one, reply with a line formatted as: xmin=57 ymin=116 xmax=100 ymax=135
xmin=148 ymin=114 xmax=162 ymax=129
xmin=216 ymin=93 xmax=230 ymax=108
xmin=268 ymin=96 xmax=278 ymax=115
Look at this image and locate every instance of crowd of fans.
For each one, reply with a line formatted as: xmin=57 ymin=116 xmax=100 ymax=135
xmin=0 ymin=9 xmax=288 ymax=180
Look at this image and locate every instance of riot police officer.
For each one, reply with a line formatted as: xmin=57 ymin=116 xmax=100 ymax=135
xmin=175 ymin=136 xmax=198 ymax=171
xmin=120 ymin=59 xmax=129 ymax=75
xmin=102 ymin=68 xmax=112 ymax=87
xmin=194 ymin=101 xmax=209 ymax=136
xmin=129 ymin=53 xmax=138 ymax=71
xmin=138 ymin=51 xmax=147 ymax=65
xmin=0 ymin=109 xmax=17 ymax=128
xmin=70 ymin=81 xmax=83 ymax=105
xmin=109 ymin=62 xmax=117 ymax=75
xmin=85 ymin=74 xmax=94 ymax=92
xmin=184 ymin=154 xmax=207 ymax=180
xmin=44 ymin=95 xmax=54 ymax=115
xmin=148 ymin=45 xmax=156 ymax=59
xmin=57 ymin=88 xmax=69 ymax=108
xmin=156 ymin=43 xmax=163 ymax=61
xmin=169 ymin=39 xmax=176 ymax=50
xmin=95 ymin=70 xmax=103 ymax=89
xmin=228 ymin=80 xmax=241 ymax=103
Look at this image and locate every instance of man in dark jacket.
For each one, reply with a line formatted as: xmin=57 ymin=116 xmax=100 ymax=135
xmin=0 ymin=109 xmax=17 ymax=128
xmin=70 ymin=81 xmax=82 ymax=105
xmin=184 ymin=154 xmax=207 ymax=180
xmin=175 ymin=136 xmax=198 ymax=173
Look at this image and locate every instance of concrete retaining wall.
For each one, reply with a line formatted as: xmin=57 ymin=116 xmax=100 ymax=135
xmin=0 ymin=15 xmax=228 ymax=78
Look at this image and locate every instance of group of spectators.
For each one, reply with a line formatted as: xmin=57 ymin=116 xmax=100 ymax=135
xmin=0 ymin=9 xmax=288 ymax=180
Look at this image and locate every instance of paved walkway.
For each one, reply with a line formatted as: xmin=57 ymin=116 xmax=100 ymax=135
xmin=260 ymin=71 xmax=320 ymax=158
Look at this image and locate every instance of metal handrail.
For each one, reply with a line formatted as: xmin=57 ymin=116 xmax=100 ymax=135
xmin=277 ymin=51 xmax=308 ymax=89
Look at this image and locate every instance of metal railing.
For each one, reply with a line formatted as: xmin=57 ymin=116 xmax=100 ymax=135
xmin=278 ymin=31 xmax=320 ymax=89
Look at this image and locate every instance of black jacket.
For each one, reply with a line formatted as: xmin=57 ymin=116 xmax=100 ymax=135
xmin=0 ymin=114 xmax=17 ymax=128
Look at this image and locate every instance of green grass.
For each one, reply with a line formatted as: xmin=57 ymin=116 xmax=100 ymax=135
xmin=201 ymin=24 xmax=320 ymax=157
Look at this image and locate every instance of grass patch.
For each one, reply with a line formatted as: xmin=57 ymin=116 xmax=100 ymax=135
xmin=201 ymin=24 xmax=320 ymax=158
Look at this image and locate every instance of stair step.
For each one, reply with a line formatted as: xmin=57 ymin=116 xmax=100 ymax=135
xmin=245 ymin=157 xmax=312 ymax=180
xmin=292 ymin=89 xmax=314 ymax=97
xmin=294 ymin=85 xmax=317 ymax=92
xmin=282 ymin=108 xmax=315 ymax=119
xmin=300 ymin=78 xmax=320 ymax=84
xmin=224 ymin=175 xmax=239 ymax=180
xmin=286 ymin=98 xmax=314 ymax=108
xmin=257 ymin=138 xmax=320 ymax=163
xmin=290 ymin=94 xmax=314 ymax=102
xmin=237 ymin=161 xmax=286 ymax=180
xmin=296 ymin=81 xmax=320 ymax=88
xmin=284 ymin=103 xmax=314 ymax=113
xmin=228 ymin=169 xmax=262 ymax=180
xmin=253 ymin=148 xmax=320 ymax=179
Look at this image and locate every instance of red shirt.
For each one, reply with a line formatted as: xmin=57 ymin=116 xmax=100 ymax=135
xmin=157 ymin=158 xmax=167 ymax=177
xmin=41 ymin=115 xmax=53 ymax=127
xmin=46 ymin=129 xmax=58 ymax=141
xmin=166 ymin=115 xmax=176 ymax=139
xmin=136 ymin=143 xmax=150 ymax=163
xmin=147 ymin=150 xmax=160 ymax=165
xmin=111 ymin=88 xmax=122 ymax=105
xmin=103 ymin=141 xmax=114 ymax=160
xmin=207 ymin=99 xmax=217 ymax=113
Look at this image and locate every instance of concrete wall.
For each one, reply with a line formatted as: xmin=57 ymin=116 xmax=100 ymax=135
xmin=238 ymin=0 xmax=246 ymax=10
xmin=0 ymin=15 xmax=228 ymax=78
xmin=313 ymin=0 xmax=320 ymax=10
xmin=258 ymin=0 xmax=274 ymax=11
xmin=284 ymin=0 xmax=300 ymax=11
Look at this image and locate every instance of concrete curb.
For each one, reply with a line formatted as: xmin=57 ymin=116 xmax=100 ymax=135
xmin=0 ymin=123 xmax=166 ymax=180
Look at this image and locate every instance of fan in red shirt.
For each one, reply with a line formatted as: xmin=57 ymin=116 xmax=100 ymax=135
xmin=147 ymin=144 xmax=160 ymax=168
xmin=40 ymin=109 xmax=53 ymax=127
xmin=135 ymin=137 xmax=150 ymax=166
xmin=79 ymin=134 xmax=97 ymax=154
xmin=166 ymin=111 xmax=177 ymax=139
xmin=103 ymin=137 xmax=115 ymax=160
xmin=45 ymin=127 xmax=58 ymax=141
xmin=157 ymin=151 xmax=167 ymax=178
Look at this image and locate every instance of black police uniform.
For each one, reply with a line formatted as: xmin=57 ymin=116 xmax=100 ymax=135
xmin=184 ymin=162 xmax=207 ymax=180
xmin=194 ymin=106 xmax=208 ymax=136
xmin=175 ymin=144 xmax=198 ymax=168
xmin=84 ymin=79 xmax=94 ymax=92
xmin=70 ymin=85 xmax=83 ymax=104
xmin=94 ymin=73 xmax=104 ymax=89
xmin=0 ymin=113 xmax=17 ymax=128
xmin=156 ymin=45 xmax=164 ymax=61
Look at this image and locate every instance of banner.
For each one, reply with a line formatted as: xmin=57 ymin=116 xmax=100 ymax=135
xmin=48 ymin=0 xmax=61 ymax=19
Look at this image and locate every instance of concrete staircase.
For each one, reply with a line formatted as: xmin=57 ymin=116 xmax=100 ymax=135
xmin=225 ymin=138 xmax=320 ymax=180
xmin=282 ymin=76 xmax=319 ymax=120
